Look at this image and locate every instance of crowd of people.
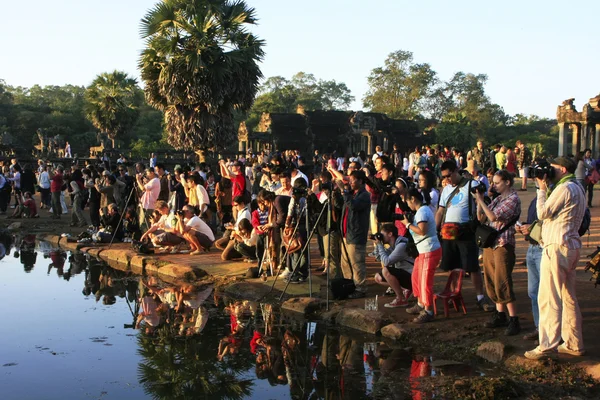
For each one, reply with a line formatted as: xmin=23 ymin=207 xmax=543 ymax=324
xmin=1 ymin=138 xmax=592 ymax=361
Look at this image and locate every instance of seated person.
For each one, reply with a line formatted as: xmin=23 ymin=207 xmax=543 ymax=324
xmin=176 ymin=205 xmax=215 ymax=255
xmin=373 ymin=223 xmax=414 ymax=308
xmin=93 ymin=203 xmax=124 ymax=243
xmin=123 ymin=206 xmax=142 ymax=241
xmin=11 ymin=192 xmax=39 ymax=218
xmin=140 ymin=200 xmax=184 ymax=250
xmin=233 ymin=218 xmax=258 ymax=262
xmin=215 ymin=195 xmax=252 ymax=261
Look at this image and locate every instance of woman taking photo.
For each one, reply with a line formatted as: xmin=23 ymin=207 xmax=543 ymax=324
xmin=417 ymin=169 xmax=439 ymax=213
xmin=402 ymin=188 xmax=442 ymax=324
xmin=474 ymin=169 xmax=521 ymax=336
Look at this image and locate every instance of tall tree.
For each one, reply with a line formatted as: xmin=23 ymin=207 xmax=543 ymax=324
xmin=139 ymin=0 xmax=265 ymax=151
xmin=363 ymin=50 xmax=437 ymax=119
xmin=84 ymin=71 xmax=142 ymax=148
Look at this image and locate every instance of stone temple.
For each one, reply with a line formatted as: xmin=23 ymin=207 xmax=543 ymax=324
xmin=557 ymin=94 xmax=600 ymax=157
xmin=237 ymin=105 xmax=427 ymax=155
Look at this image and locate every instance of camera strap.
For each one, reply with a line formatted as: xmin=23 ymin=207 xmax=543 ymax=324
xmin=441 ymin=178 xmax=469 ymax=225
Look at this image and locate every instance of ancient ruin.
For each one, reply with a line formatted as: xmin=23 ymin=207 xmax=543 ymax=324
xmin=238 ymin=106 xmax=423 ymax=155
xmin=556 ymin=94 xmax=600 ymax=157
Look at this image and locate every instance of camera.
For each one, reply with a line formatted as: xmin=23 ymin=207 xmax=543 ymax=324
xmin=176 ymin=210 xmax=185 ymax=216
xmin=470 ymin=184 xmax=486 ymax=194
xmin=321 ymin=182 xmax=332 ymax=191
xmin=369 ymin=233 xmax=384 ymax=241
xmin=393 ymin=212 xmax=413 ymax=222
xmin=532 ymin=161 xmax=555 ymax=180
xmin=292 ymin=187 xmax=307 ymax=197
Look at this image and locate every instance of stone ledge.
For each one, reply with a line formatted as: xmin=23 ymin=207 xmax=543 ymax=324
xmin=335 ymin=308 xmax=385 ymax=335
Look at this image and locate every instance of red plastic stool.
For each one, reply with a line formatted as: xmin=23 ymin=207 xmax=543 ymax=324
xmin=433 ymin=269 xmax=467 ymax=318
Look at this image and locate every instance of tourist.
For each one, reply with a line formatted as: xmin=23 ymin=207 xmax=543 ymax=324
xmin=475 ymin=170 xmax=522 ymax=336
xmin=338 ymin=170 xmax=371 ymax=299
xmin=0 ymin=170 xmax=9 ymax=214
xmin=466 ymin=161 xmax=490 ymax=193
xmin=525 ymin=156 xmax=586 ymax=359
xmin=435 ymin=161 xmax=491 ymax=310
xmin=275 ymin=171 xmax=292 ymax=196
xmin=149 ymin=153 xmax=157 ymax=169
xmin=155 ymin=163 xmax=170 ymax=202
xmin=289 ymin=162 xmax=308 ymax=187
xmin=168 ymin=167 xmax=186 ymax=212
xmin=505 ymin=147 xmax=517 ymax=175
xmin=69 ymin=178 xmax=87 ymax=227
xmin=574 ymin=151 xmax=590 ymax=190
xmin=283 ymin=178 xmax=309 ymax=284
xmin=84 ymin=168 xmax=101 ymax=228
xmin=140 ymin=200 xmax=182 ymax=249
xmin=215 ymin=195 xmax=251 ymax=260
xmin=94 ymin=203 xmax=123 ymax=243
xmin=37 ymin=164 xmax=51 ymax=209
xmin=215 ymin=176 xmax=233 ymax=228
xmin=467 ymin=141 xmax=489 ymax=171
xmin=516 ymin=140 xmax=532 ymax=191
xmin=49 ymin=165 xmax=64 ymax=219
xmin=495 ymin=145 xmax=507 ymax=170
xmin=137 ymin=167 xmax=161 ymax=229
xmin=417 ymin=169 xmax=439 ymax=213
xmin=516 ymin=196 xmax=542 ymax=341
xmin=11 ymin=191 xmax=38 ymax=218
xmin=177 ymin=204 xmax=215 ymax=255
xmin=219 ymin=159 xmax=246 ymax=206
xmin=583 ymin=148 xmax=596 ymax=207
xmin=404 ymin=188 xmax=442 ymax=323
xmin=96 ymin=171 xmax=116 ymax=215
xmin=64 ymin=141 xmax=72 ymax=158
xmin=233 ymin=218 xmax=258 ymax=261
xmin=373 ymin=223 xmax=414 ymax=308
xmin=252 ymin=193 xmax=271 ymax=269
xmin=7 ymin=164 xmax=22 ymax=208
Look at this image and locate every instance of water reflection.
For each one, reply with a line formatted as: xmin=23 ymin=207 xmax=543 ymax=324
xmin=0 ymin=239 xmax=484 ymax=400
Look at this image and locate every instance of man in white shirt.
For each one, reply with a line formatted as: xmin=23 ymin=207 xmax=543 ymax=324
xmin=137 ymin=167 xmax=161 ymax=228
xmin=290 ymin=164 xmax=308 ymax=187
xmin=275 ymin=172 xmax=293 ymax=197
xmin=214 ymin=196 xmax=251 ymax=260
xmin=178 ymin=205 xmax=215 ymax=255
xmin=372 ymin=145 xmax=383 ymax=163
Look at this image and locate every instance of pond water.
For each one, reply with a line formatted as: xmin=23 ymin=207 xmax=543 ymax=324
xmin=0 ymin=239 xmax=482 ymax=400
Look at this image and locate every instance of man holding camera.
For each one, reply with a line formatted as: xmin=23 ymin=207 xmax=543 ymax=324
xmin=176 ymin=204 xmax=215 ymax=255
xmin=373 ymin=223 xmax=413 ymax=308
xmin=435 ymin=160 xmax=490 ymax=310
xmin=525 ymin=157 xmax=586 ymax=359
xmin=137 ymin=167 xmax=161 ymax=228
xmin=339 ymin=170 xmax=371 ymax=298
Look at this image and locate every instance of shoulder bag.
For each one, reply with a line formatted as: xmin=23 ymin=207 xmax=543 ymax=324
xmin=475 ymin=213 xmax=520 ymax=249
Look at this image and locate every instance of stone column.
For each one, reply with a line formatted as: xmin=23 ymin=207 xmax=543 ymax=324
xmin=571 ymin=123 xmax=581 ymax=156
xmin=238 ymin=140 xmax=245 ymax=153
xmin=595 ymin=124 xmax=600 ymax=159
xmin=558 ymin=123 xmax=567 ymax=156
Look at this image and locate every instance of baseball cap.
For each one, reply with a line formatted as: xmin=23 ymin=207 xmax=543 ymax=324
xmin=551 ymin=156 xmax=576 ymax=174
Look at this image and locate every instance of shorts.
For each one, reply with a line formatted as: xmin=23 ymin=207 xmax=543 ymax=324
xmin=440 ymin=232 xmax=480 ymax=273
xmin=519 ymin=167 xmax=529 ymax=178
xmin=376 ymin=267 xmax=412 ymax=290
xmin=154 ymin=232 xmax=184 ymax=246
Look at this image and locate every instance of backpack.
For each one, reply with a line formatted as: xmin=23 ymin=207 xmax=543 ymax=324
xmin=579 ymin=207 xmax=591 ymax=237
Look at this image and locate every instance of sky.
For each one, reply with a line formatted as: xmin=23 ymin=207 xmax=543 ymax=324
xmin=1 ymin=0 xmax=599 ymax=119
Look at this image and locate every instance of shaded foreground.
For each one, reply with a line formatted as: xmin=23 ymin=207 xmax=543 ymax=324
xmin=0 ymin=240 xmax=598 ymax=399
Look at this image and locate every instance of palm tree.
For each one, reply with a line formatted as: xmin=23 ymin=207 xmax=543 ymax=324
xmin=138 ymin=0 xmax=265 ymax=152
xmin=84 ymin=71 xmax=142 ymax=148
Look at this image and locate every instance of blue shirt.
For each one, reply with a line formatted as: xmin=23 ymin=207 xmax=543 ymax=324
xmin=409 ymin=205 xmax=441 ymax=253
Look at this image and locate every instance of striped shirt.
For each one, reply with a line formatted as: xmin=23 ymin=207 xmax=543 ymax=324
xmin=536 ymin=181 xmax=585 ymax=249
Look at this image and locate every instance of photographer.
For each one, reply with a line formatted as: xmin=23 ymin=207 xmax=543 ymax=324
xmin=260 ymin=167 xmax=282 ymax=193
xmin=372 ymin=223 xmax=414 ymax=308
xmin=338 ymin=170 xmax=371 ymax=298
xmin=402 ymin=188 xmax=441 ymax=323
xmin=215 ymin=196 xmax=251 ymax=260
xmin=525 ymin=156 xmax=586 ymax=360
xmin=475 ymin=170 xmax=521 ymax=336
xmin=366 ymin=163 xmax=397 ymax=226
xmin=282 ymin=178 xmax=309 ymax=284
xmin=176 ymin=205 xmax=215 ymax=255
xmin=140 ymin=200 xmax=184 ymax=250
xmin=435 ymin=160 xmax=490 ymax=310
xmin=136 ymin=167 xmax=161 ymax=228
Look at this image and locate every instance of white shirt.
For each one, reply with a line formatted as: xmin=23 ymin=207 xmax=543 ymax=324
xmin=291 ymin=170 xmax=308 ymax=186
xmin=38 ymin=171 xmax=51 ymax=189
xmin=185 ymin=215 xmax=215 ymax=241
xmin=235 ymin=206 xmax=251 ymax=230
xmin=196 ymin=184 xmax=210 ymax=213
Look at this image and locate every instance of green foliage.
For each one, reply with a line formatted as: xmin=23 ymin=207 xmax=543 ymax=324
xmin=84 ymin=70 xmax=142 ymax=145
xmin=246 ymin=72 xmax=354 ymax=130
xmin=139 ymin=0 xmax=265 ymax=151
xmin=363 ymin=50 xmax=438 ymax=119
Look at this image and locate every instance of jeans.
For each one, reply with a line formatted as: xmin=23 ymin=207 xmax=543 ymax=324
xmin=341 ymin=240 xmax=367 ymax=292
xmin=71 ymin=192 xmax=87 ymax=225
xmin=526 ymin=244 xmax=542 ymax=328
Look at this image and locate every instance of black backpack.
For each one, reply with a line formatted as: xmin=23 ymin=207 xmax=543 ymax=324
xmin=579 ymin=207 xmax=591 ymax=237
xmin=331 ymin=278 xmax=356 ymax=300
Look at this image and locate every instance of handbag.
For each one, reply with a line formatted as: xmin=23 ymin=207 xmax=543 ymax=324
xmin=475 ymin=214 xmax=520 ymax=249
xmin=282 ymin=227 xmax=302 ymax=254
xmin=528 ymin=220 xmax=542 ymax=244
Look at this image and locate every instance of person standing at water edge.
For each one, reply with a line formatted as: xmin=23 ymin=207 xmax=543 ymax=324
xmin=525 ymin=156 xmax=586 ymax=359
